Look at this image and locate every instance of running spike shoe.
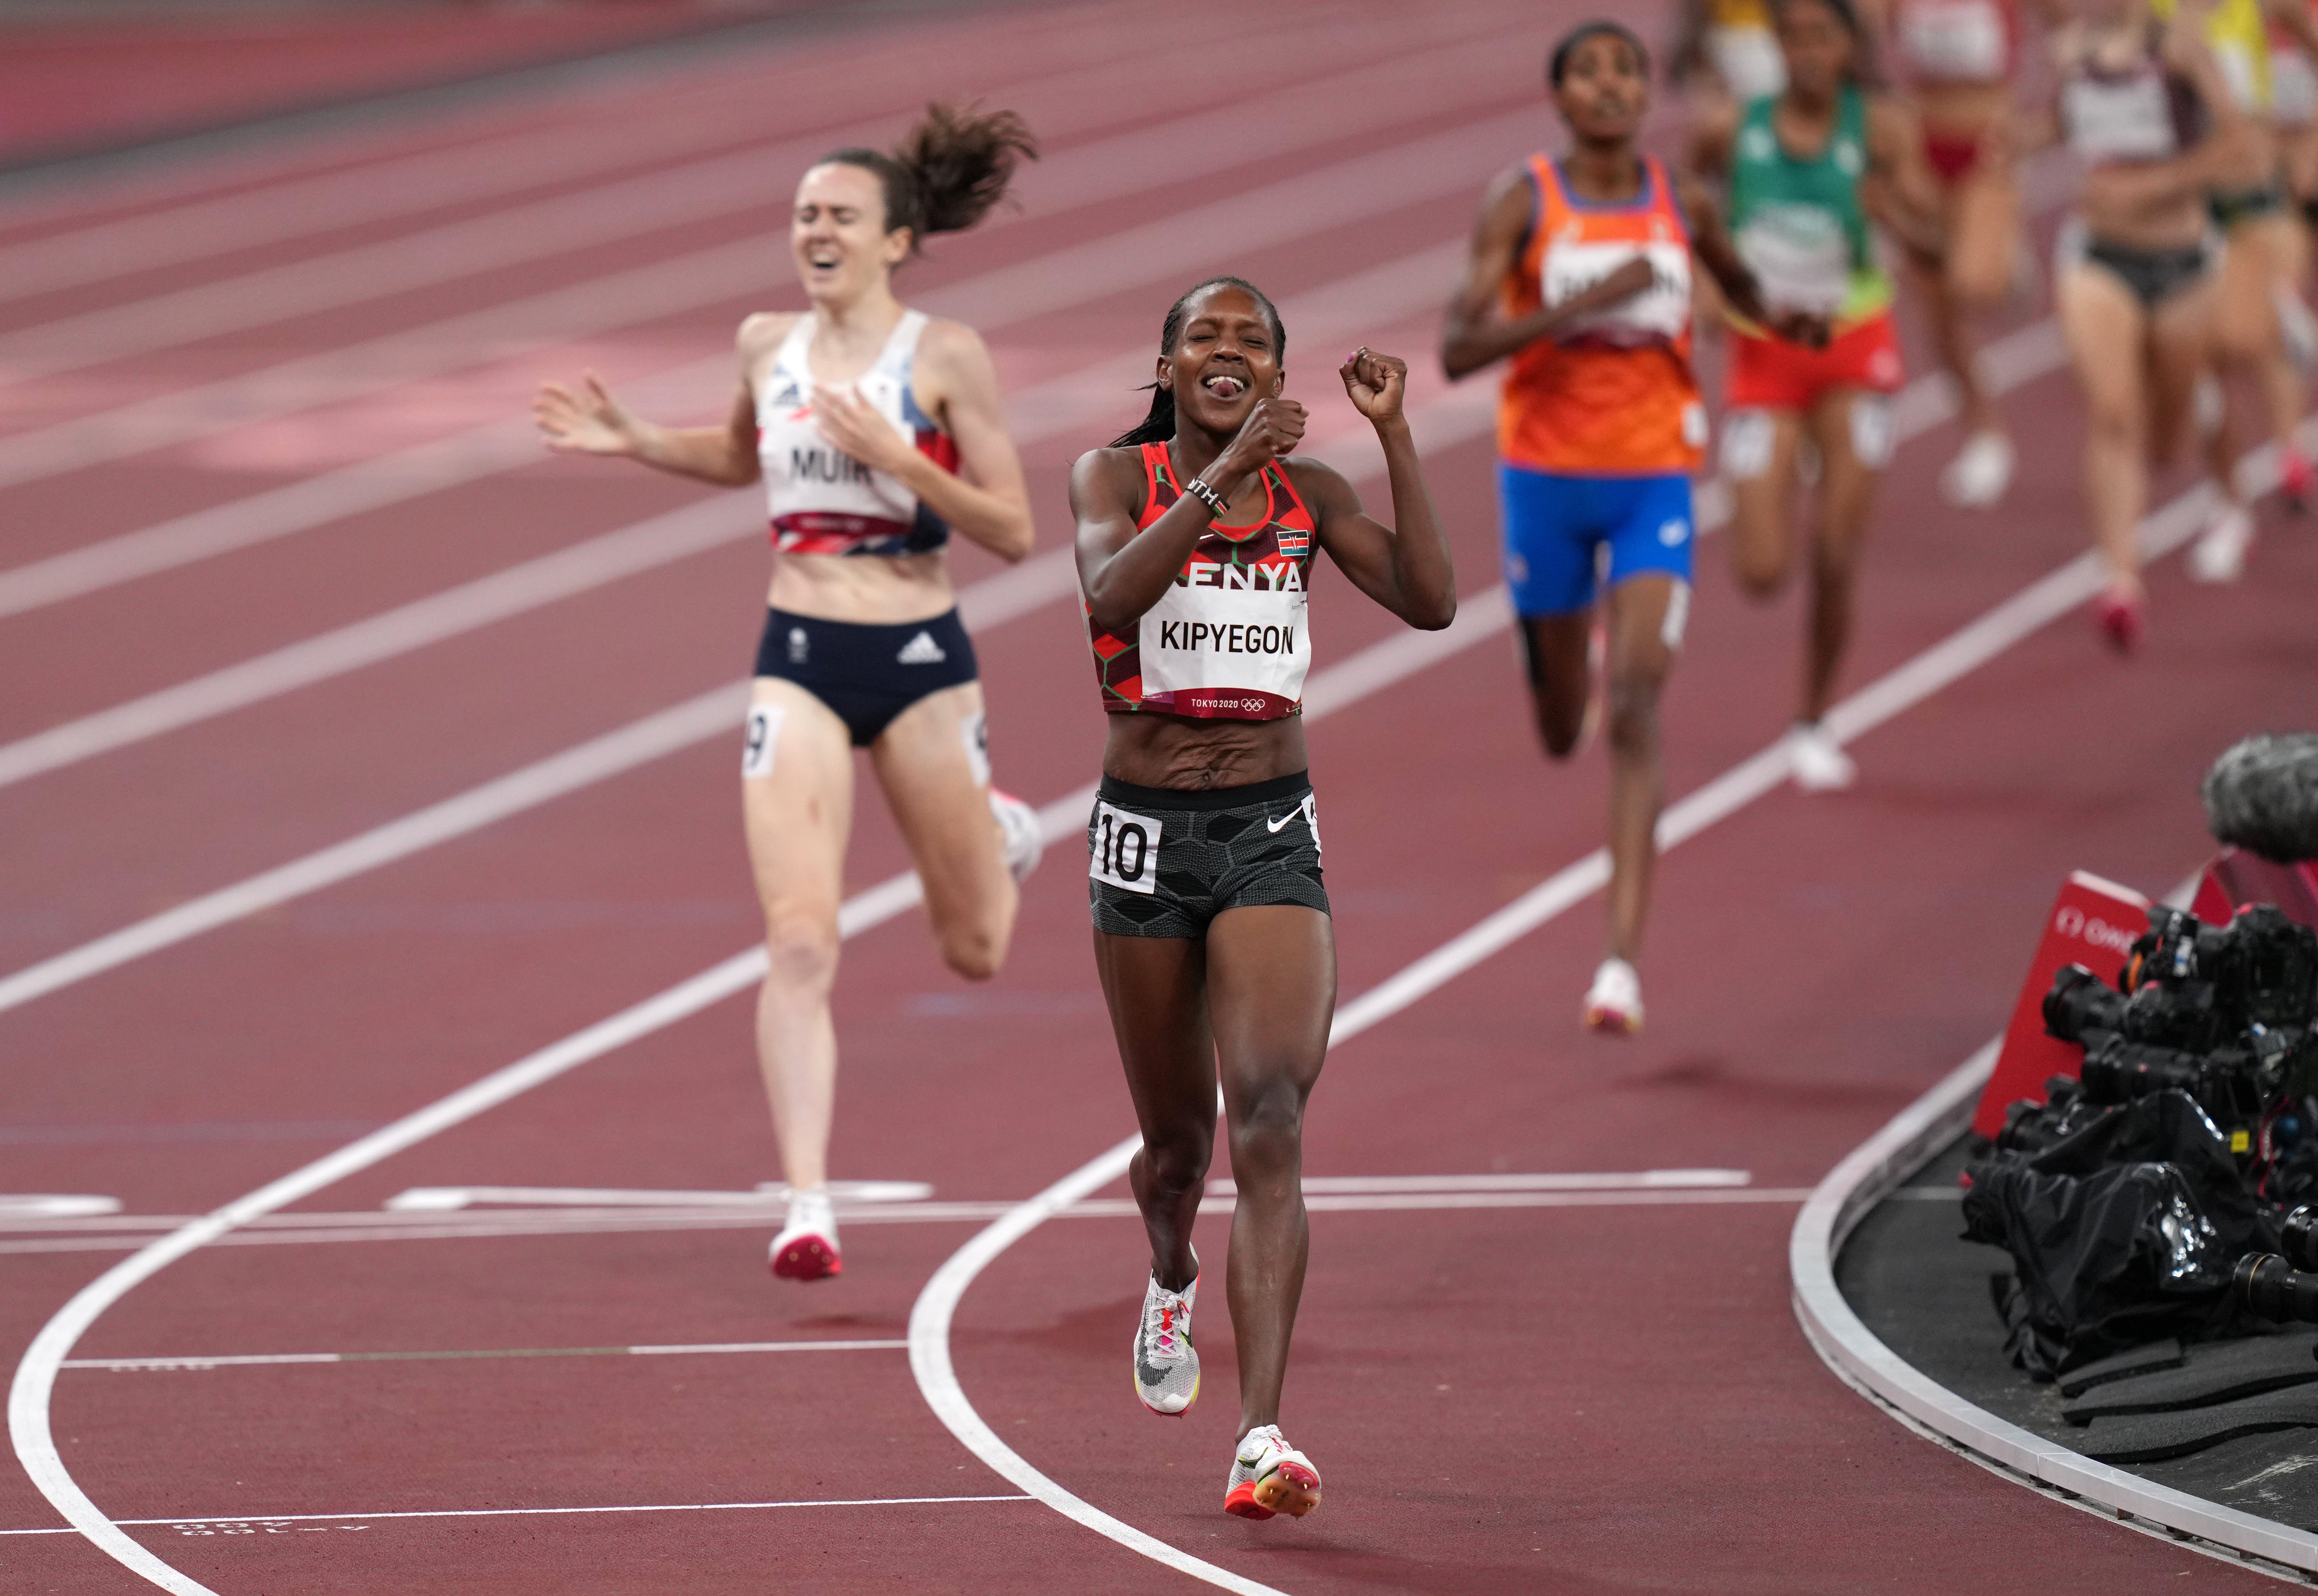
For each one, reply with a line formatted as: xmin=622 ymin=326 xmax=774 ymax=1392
xmin=1224 ymin=1425 xmax=1322 ymax=1519
xmin=769 ymin=1185 xmax=841 ymax=1281
xmin=990 ymin=789 xmax=1044 ymax=884
xmin=2188 ymin=503 xmax=2254 ymax=584
xmin=1786 ymin=721 xmax=1857 ymax=792
xmin=2281 ymin=448 xmax=2314 ymax=512
xmin=1940 ymin=431 xmax=2014 ymax=509
xmin=1133 ymin=1259 xmax=1199 ymax=1416
xmin=2093 ymin=585 xmax=2144 ymax=653
xmin=1583 ymin=957 xmax=1644 ymax=1035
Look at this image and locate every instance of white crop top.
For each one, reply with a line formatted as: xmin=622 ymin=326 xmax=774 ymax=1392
xmin=754 ymin=309 xmax=956 ymax=557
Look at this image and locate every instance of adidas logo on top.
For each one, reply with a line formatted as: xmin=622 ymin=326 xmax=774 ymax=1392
xmin=897 ymin=630 xmax=947 ymax=665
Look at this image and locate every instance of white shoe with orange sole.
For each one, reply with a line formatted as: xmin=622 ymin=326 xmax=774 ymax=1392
xmin=1223 ymin=1425 xmax=1321 ymax=1519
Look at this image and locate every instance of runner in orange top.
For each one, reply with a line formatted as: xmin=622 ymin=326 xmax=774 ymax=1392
xmin=1444 ymin=21 xmax=1817 ymax=1035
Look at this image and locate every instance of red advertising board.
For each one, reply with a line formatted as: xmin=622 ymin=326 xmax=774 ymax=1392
xmin=1971 ymin=871 xmax=2151 ymax=1140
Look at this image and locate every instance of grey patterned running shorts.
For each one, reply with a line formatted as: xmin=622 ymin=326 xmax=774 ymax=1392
xmin=1087 ymin=770 xmax=1330 ymax=939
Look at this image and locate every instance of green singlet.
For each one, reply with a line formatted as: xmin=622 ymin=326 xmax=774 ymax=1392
xmin=1727 ymin=85 xmax=1893 ymax=328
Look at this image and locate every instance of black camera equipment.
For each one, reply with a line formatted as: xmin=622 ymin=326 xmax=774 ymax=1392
xmin=2278 ymin=1204 xmax=2318 ymax=1271
xmin=2236 ymin=1252 xmax=2318 ymax=1322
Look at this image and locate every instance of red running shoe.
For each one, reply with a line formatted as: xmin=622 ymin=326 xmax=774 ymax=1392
xmin=2093 ymin=587 xmax=2143 ymax=654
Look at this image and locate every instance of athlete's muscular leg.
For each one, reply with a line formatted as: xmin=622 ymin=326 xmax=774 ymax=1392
xmin=1602 ymin=575 xmax=1677 ymax=963
xmin=1725 ymin=408 xmax=1807 ymax=599
xmin=2214 ymin=215 xmax=2305 ymax=464
xmin=1517 ymin=613 xmax=1592 ymax=758
xmin=2060 ymin=262 xmax=2155 ymax=590
xmin=1800 ymin=388 xmax=1883 ymax=724
xmin=872 ymin=681 xmax=1016 ymax=981
xmin=742 ymin=680 xmax=856 ymax=1193
xmin=1204 ymin=905 xmax=1336 ymax=1437
xmin=1093 ymin=931 xmax=1214 ymax=1296
xmin=2151 ymin=274 xmax=2222 ymax=472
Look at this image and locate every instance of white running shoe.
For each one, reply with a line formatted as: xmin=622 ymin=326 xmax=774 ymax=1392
xmin=1224 ymin=1425 xmax=1322 ymax=1519
xmin=1132 ymin=1258 xmax=1200 ymax=1415
xmin=1940 ymin=432 xmax=2014 ymax=509
xmin=990 ymin=789 xmax=1043 ymax=884
xmin=769 ymin=1185 xmax=841 ymax=1281
xmin=1786 ymin=721 xmax=1857 ymax=792
xmin=1583 ymin=957 xmax=1644 ymax=1035
xmin=2188 ymin=503 xmax=2254 ymax=584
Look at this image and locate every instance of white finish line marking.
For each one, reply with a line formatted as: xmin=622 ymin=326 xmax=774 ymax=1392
xmin=0 ymin=1495 xmax=1030 ymax=1536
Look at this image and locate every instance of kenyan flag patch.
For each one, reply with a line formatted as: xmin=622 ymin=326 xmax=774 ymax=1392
xmin=1275 ymin=527 xmax=1309 ymax=556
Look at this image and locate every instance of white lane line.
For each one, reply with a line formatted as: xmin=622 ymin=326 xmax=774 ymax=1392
xmin=64 ymin=1339 xmax=906 ymax=1371
xmin=0 ymin=1495 xmax=1032 ymax=1535
xmin=899 ymin=429 xmax=2275 ymax=1596
xmin=0 ymin=1189 xmax=1818 ymax=1255
xmin=0 ymin=1195 xmax=119 ymax=1217
xmin=0 ymin=98 xmax=1540 ymax=494
xmin=0 ymin=4 xmax=1510 ymax=309
xmin=0 ymin=26 xmax=1525 ymax=387
xmin=0 ymin=247 xmax=1461 ymax=789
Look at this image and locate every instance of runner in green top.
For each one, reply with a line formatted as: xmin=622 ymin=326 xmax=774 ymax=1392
xmin=1727 ymin=81 xmax=1896 ymax=328
xmin=1690 ymin=0 xmax=1941 ymax=792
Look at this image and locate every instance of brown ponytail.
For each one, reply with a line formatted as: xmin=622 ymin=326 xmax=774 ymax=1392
xmin=820 ymin=102 xmax=1038 ymax=255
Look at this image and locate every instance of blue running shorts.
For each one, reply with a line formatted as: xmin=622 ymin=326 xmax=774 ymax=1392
xmin=1497 ymin=463 xmax=1695 ymax=619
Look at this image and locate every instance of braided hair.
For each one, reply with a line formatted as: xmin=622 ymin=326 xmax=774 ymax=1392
xmin=819 ymin=101 xmax=1038 ymax=256
xmin=1111 ymin=277 xmax=1288 ymax=448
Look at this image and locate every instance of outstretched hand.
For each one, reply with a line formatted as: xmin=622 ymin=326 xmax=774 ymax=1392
xmin=534 ymin=373 xmax=640 ymax=456
xmin=813 ymin=384 xmax=911 ymax=475
xmin=1339 ymin=346 xmax=1408 ymax=424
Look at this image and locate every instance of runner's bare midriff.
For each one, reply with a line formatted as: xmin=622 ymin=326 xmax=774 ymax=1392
xmin=1103 ymin=713 xmax=1310 ymax=790
xmin=767 ymin=549 xmax=956 ymax=624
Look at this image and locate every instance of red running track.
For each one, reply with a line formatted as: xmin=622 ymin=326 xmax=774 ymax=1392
xmin=2 ymin=1 xmax=2315 ymax=1590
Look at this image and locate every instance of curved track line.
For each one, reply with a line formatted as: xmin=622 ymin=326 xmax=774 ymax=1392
xmin=1792 ymin=883 xmax=2318 ymax=1580
xmin=898 ymin=446 xmax=2270 ymax=1590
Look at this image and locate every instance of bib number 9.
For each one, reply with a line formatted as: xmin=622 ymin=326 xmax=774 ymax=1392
xmin=1090 ymin=802 xmax=1163 ymax=895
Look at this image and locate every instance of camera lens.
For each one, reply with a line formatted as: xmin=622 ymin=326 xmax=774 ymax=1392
xmin=2235 ymin=1254 xmax=2318 ymax=1323
xmin=2044 ymin=964 xmax=2126 ymax=1044
xmin=2284 ymin=1207 xmax=2318 ymax=1273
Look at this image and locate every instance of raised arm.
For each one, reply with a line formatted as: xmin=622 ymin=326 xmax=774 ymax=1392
xmin=1073 ymin=397 xmax=1309 ymax=634
xmin=1441 ymin=163 xmax=1662 ymax=380
xmin=811 ymin=318 xmax=1035 ymax=563
xmin=1294 ymin=350 xmax=1456 ymax=631
xmin=531 ymin=314 xmax=768 ymax=486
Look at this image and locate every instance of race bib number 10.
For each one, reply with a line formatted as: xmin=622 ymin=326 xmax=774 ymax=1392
xmin=1090 ymin=802 xmax=1163 ymax=895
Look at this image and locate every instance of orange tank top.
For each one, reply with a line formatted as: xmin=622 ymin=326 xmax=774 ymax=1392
xmin=1086 ymin=443 xmax=1317 ymax=720
xmin=1497 ymin=154 xmax=1705 ymax=477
